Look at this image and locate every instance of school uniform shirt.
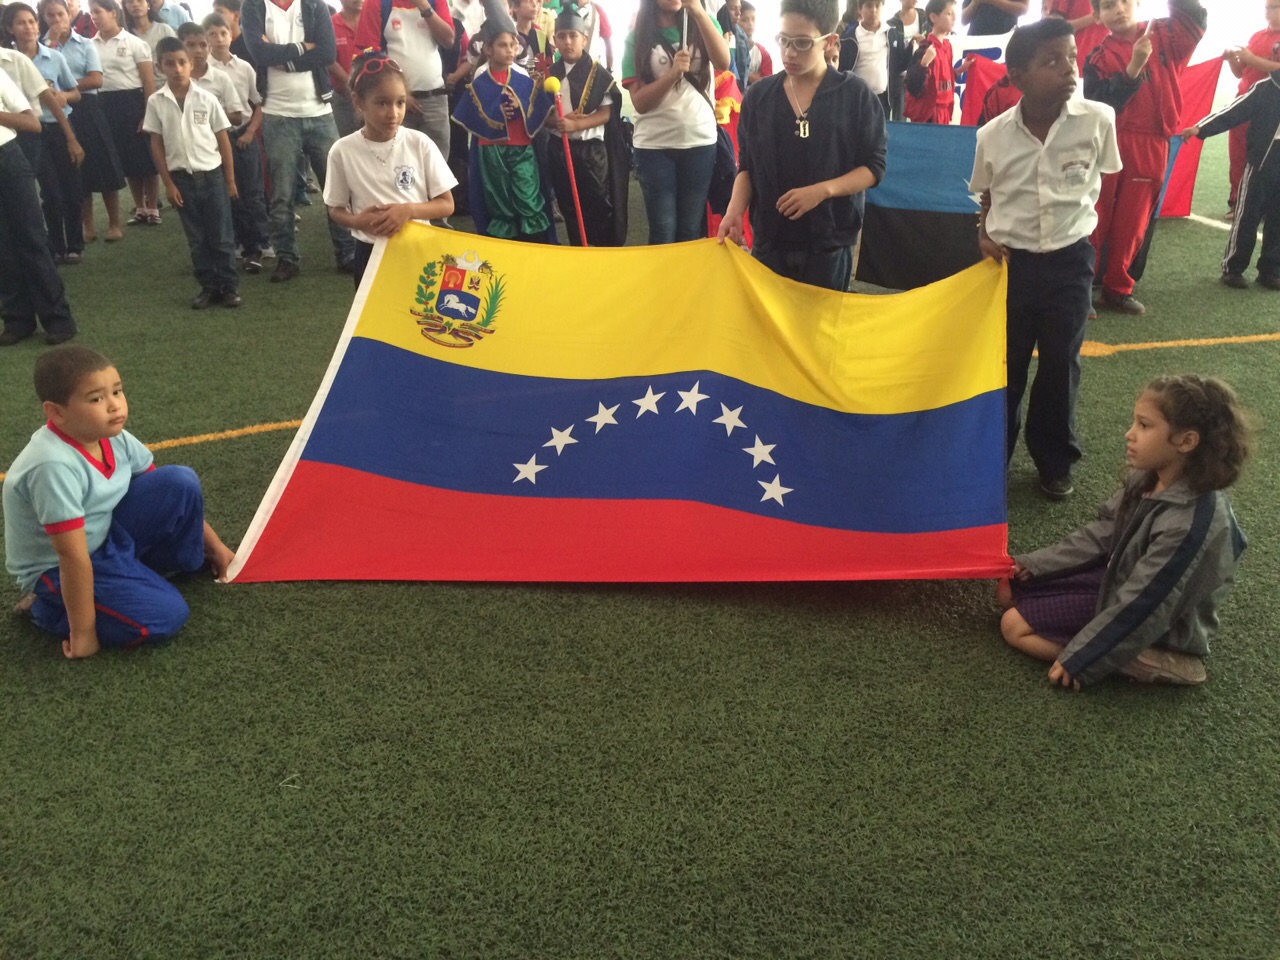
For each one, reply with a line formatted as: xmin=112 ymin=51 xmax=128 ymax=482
xmin=48 ymin=30 xmax=103 ymax=91
xmin=142 ymin=80 xmax=231 ymax=172
xmin=191 ymin=65 xmax=248 ymax=121
xmin=970 ymin=96 xmax=1121 ymax=253
xmin=0 ymin=47 xmax=50 ymax=104
xmin=331 ymin=10 xmax=358 ymax=75
xmin=152 ymin=0 xmax=192 ymax=30
xmin=93 ymin=29 xmax=152 ymax=91
xmin=135 ymin=20 xmax=178 ymax=58
xmin=26 ymin=45 xmax=79 ymax=123
xmin=261 ymin=0 xmax=332 ymax=117
xmin=1083 ymin=0 xmax=1206 ymax=139
xmin=2 ymin=424 xmax=154 ymax=593
xmin=0 ymin=67 xmax=30 ymax=147
xmin=211 ymin=54 xmax=263 ymax=116
xmin=354 ymin=0 xmax=453 ymax=94
xmin=851 ymin=24 xmax=890 ymax=95
xmin=323 ymin=127 xmax=458 ymax=243
xmin=739 ymin=67 xmax=888 ymax=248
xmin=620 ymin=27 xmax=717 ymax=150
xmin=1239 ymin=27 xmax=1280 ymax=94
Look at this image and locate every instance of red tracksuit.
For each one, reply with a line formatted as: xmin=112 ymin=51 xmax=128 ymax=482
xmin=1050 ymin=0 xmax=1109 ymax=74
xmin=1084 ymin=1 xmax=1205 ymax=297
xmin=1230 ymin=28 xmax=1280 ymax=208
xmin=978 ymin=74 xmax=1022 ymax=126
xmin=905 ymin=36 xmax=954 ymax=124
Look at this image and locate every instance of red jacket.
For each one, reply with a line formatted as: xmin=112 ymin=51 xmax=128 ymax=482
xmin=1082 ymin=0 xmax=1205 ymax=139
xmin=904 ymin=35 xmax=954 ymax=123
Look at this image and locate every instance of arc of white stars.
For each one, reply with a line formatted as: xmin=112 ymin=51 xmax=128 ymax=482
xmin=742 ymin=435 xmax=776 ymax=467
xmin=543 ymin=425 xmax=578 ymax=455
xmin=513 ymin=455 xmax=548 ymax=484
xmin=675 ymin=381 xmax=709 ymax=414
xmin=633 ymin=385 xmax=665 ymax=417
xmin=713 ymin=403 xmax=746 ymax=437
xmin=586 ymin=402 xmax=619 ymax=433
xmin=758 ymin=474 xmax=793 ymax=506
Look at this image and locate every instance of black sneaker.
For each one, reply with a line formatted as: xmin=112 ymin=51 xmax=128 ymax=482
xmin=0 ymin=328 xmax=34 ymax=347
xmin=1101 ymin=290 xmax=1145 ymax=315
xmin=271 ymin=260 xmax=301 ymax=283
xmin=244 ymin=256 xmax=263 ymax=274
xmin=1221 ymin=272 xmax=1248 ymax=289
xmin=1257 ymin=274 xmax=1280 ymax=291
xmin=221 ymin=290 xmax=243 ymax=308
xmin=191 ymin=290 xmax=222 ymax=309
xmin=44 ymin=327 xmax=77 ymax=345
xmin=335 ymin=258 xmax=354 ymax=275
xmin=1039 ymin=475 xmax=1074 ymax=500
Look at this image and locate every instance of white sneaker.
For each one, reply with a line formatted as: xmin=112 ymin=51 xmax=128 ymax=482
xmin=261 ymin=245 xmax=276 ymax=259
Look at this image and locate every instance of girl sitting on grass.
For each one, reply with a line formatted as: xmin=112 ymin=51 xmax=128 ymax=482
xmin=998 ymin=374 xmax=1250 ymax=690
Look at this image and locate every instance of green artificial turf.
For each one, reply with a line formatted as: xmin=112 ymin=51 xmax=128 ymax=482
xmin=2 ymin=138 xmax=1277 ymax=959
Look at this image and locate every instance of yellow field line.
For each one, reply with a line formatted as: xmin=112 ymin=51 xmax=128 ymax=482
xmin=5 ymin=331 xmax=1280 ymax=481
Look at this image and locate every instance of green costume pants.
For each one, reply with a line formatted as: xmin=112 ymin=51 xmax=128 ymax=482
xmin=478 ymin=144 xmax=549 ymax=239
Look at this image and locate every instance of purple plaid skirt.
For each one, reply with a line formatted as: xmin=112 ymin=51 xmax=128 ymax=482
xmin=1010 ymin=566 xmax=1107 ymax=645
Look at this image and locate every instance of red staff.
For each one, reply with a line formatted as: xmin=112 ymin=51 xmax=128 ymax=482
xmin=542 ymin=76 xmax=589 ymax=247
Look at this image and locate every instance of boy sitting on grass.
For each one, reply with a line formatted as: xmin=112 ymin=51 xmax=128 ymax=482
xmin=717 ymin=0 xmax=886 ymax=292
xmin=4 ymin=345 xmax=235 ymax=659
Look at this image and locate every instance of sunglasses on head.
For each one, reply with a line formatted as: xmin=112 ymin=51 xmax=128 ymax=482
xmin=775 ymin=32 xmax=835 ymax=52
xmin=354 ymin=55 xmax=403 ymax=83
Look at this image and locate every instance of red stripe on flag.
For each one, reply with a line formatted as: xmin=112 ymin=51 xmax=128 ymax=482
xmin=233 ymin=461 xmax=1010 ymax=583
xmin=1160 ymin=58 xmax=1224 ymax=218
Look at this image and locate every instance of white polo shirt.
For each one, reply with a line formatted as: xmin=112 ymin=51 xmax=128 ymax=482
xmin=191 ymin=64 xmax=247 ymax=122
xmin=970 ymin=97 xmax=1122 ymax=254
xmin=0 ymin=69 xmax=31 ymax=148
xmin=0 ymin=47 xmax=50 ymax=103
xmin=93 ymin=29 xmax=152 ymax=92
xmin=263 ymin=0 xmax=330 ymax=118
xmin=142 ymin=80 xmax=231 ymax=173
xmin=382 ymin=0 xmax=446 ymax=94
xmin=852 ymin=24 xmax=890 ymax=96
xmin=324 ymin=127 xmax=458 ymax=243
xmin=211 ymin=53 xmax=262 ymax=116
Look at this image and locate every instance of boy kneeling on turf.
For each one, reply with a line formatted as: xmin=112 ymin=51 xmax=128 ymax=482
xmin=4 ymin=345 xmax=236 ymax=659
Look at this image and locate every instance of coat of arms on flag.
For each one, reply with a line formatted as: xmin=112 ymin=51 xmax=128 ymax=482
xmin=411 ymin=251 xmax=505 ymax=348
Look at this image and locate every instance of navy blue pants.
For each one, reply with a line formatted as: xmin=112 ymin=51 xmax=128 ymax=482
xmin=1006 ymin=237 xmax=1095 ymax=482
xmin=753 ymin=242 xmax=854 ymax=293
xmin=231 ymin=132 xmax=269 ymax=259
xmin=171 ymin=168 xmax=238 ymax=296
xmin=31 ymin=466 xmax=207 ymax=648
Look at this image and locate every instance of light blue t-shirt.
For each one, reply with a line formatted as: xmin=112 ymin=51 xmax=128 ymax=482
xmin=30 ymin=44 xmax=78 ymax=123
xmin=3 ymin=424 xmax=154 ymax=592
xmin=49 ymin=32 xmax=103 ymax=93
xmin=154 ymin=0 xmax=192 ymax=30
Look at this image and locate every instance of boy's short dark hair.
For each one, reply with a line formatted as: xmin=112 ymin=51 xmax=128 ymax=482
xmin=780 ymin=0 xmax=839 ymax=35
xmin=1005 ymin=17 xmax=1074 ymax=71
xmin=35 ymin=345 xmax=113 ymax=405
xmin=156 ymin=35 xmax=186 ymax=59
xmin=211 ymin=0 xmax=240 ymax=12
xmin=923 ymin=0 xmax=953 ymax=23
xmin=176 ymin=20 xmax=204 ymax=39
xmin=202 ymin=11 xmax=229 ymax=29
xmin=740 ymin=0 xmax=754 ymax=11
xmin=857 ymin=0 xmax=882 ymax=7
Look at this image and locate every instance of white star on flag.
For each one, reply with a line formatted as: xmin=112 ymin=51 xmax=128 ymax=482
xmin=586 ymin=402 xmax=620 ymax=433
xmin=543 ymin=425 xmax=578 ymax=455
xmin=758 ymin=474 xmax=793 ymax=505
xmin=633 ymin=386 xmax=665 ymax=417
xmin=742 ymin=435 xmax=776 ymax=467
xmin=713 ymin=403 xmax=746 ymax=436
xmin=675 ymin=381 xmax=709 ymax=414
xmin=513 ymin=455 xmax=548 ymax=484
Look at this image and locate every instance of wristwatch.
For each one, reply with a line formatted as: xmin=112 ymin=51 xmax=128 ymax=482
xmin=420 ymin=3 xmax=434 ymax=16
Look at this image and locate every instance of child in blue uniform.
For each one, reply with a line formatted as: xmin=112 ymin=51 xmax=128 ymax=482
xmin=4 ymin=345 xmax=236 ymax=658
xmin=998 ymin=374 xmax=1250 ymax=688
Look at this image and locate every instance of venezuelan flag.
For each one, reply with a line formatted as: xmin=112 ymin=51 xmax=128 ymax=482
xmin=227 ymin=224 xmax=1009 ymax=583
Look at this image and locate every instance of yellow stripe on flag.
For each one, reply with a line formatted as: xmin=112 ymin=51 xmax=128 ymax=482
xmin=355 ymin=224 xmax=1008 ymax=416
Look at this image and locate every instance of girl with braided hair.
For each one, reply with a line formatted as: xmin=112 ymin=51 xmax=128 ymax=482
xmin=997 ymin=375 xmax=1251 ymax=689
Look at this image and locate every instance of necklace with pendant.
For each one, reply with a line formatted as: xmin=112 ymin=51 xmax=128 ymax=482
xmin=363 ymin=131 xmax=397 ymax=165
xmin=784 ymin=76 xmax=811 ymax=138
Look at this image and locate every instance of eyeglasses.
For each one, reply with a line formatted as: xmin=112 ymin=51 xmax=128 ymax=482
xmin=775 ymin=32 xmax=835 ymax=51
xmin=353 ymin=55 xmax=403 ymax=84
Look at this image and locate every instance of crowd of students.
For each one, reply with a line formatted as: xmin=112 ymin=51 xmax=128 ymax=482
xmin=0 ymin=0 xmax=1275 ymax=688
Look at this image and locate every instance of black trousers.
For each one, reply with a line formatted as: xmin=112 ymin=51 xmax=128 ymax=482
xmin=38 ymin=123 xmax=84 ymax=257
xmin=547 ymin=137 xmax=616 ymax=247
xmin=0 ymin=141 xmax=76 ymax=339
xmin=1223 ymin=152 xmax=1280 ymax=279
xmin=1006 ymin=237 xmax=1094 ymax=481
xmin=352 ymin=239 xmax=375 ymax=288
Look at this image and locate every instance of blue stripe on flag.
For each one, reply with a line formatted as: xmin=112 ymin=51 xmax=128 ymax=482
xmin=867 ymin=122 xmax=980 ymax=215
xmin=301 ymin=338 xmax=1006 ymax=535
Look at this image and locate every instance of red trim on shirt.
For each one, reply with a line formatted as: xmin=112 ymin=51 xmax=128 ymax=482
xmin=44 ymin=517 xmax=86 ymax=535
xmin=145 ymin=463 xmax=156 ymax=473
xmin=45 ymin=420 xmax=116 ymax=479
